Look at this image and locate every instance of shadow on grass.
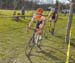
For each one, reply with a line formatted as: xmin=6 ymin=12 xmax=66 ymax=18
xmin=26 ymin=50 xmax=61 ymax=63
xmin=25 ymin=46 xmax=63 ymax=63
xmin=58 ymin=17 xmax=63 ymax=20
xmin=36 ymin=50 xmax=61 ymax=61
xmin=55 ymin=35 xmax=65 ymax=39
xmin=25 ymin=44 xmax=74 ymax=63
xmin=41 ymin=45 xmax=66 ymax=55
xmin=41 ymin=45 xmax=74 ymax=61
xmin=44 ymin=34 xmax=65 ymax=43
xmin=26 ymin=54 xmax=33 ymax=63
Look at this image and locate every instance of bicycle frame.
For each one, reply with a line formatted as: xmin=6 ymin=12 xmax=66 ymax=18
xmin=25 ymin=29 xmax=36 ymax=56
xmin=25 ymin=28 xmax=42 ymax=56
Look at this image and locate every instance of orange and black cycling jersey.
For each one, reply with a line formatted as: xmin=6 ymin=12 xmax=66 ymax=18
xmin=36 ymin=21 xmax=42 ymax=29
xmin=35 ymin=14 xmax=43 ymax=21
xmin=33 ymin=14 xmax=45 ymax=29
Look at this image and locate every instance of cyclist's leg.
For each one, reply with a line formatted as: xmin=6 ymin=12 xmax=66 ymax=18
xmin=34 ymin=31 xmax=39 ymax=44
xmin=37 ymin=30 xmax=42 ymax=40
xmin=38 ymin=23 xmax=44 ymax=40
xmin=51 ymin=19 xmax=56 ymax=35
xmin=49 ymin=18 xmax=52 ymax=32
xmin=36 ymin=25 xmax=43 ymax=50
xmin=35 ymin=23 xmax=43 ymax=43
xmin=34 ymin=30 xmax=42 ymax=44
xmin=49 ymin=20 xmax=52 ymax=32
xmin=34 ymin=30 xmax=42 ymax=51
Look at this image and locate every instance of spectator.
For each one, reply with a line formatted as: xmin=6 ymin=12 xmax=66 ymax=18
xmin=21 ymin=7 xmax=25 ymax=19
xmin=15 ymin=13 xmax=21 ymax=22
xmin=12 ymin=11 xmax=16 ymax=20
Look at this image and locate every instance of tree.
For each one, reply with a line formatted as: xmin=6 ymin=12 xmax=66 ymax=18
xmin=0 ymin=0 xmax=2 ymax=9
xmin=65 ymin=0 xmax=74 ymax=43
xmin=13 ymin=0 xmax=17 ymax=10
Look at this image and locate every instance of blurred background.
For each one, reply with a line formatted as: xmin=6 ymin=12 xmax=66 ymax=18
xmin=0 ymin=0 xmax=74 ymax=12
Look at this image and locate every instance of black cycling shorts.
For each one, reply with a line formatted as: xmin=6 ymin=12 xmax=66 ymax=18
xmin=52 ymin=16 xmax=55 ymax=19
xmin=36 ymin=21 xmax=42 ymax=29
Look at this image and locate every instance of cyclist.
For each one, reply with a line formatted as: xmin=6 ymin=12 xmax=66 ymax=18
xmin=47 ymin=8 xmax=58 ymax=35
xmin=28 ymin=8 xmax=45 ymax=44
xmin=15 ymin=13 xmax=21 ymax=22
xmin=21 ymin=6 xmax=25 ymax=19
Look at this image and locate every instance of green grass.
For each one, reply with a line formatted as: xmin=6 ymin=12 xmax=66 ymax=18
xmin=0 ymin=10 xmax=75 ymax=63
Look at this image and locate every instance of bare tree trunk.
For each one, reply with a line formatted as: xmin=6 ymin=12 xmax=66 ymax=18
xmin=13 ymin=0 xmax=17 ymax=10
xmin=32 ymin=0 xmax=35 ymax=14
xmin=65 ymin=0 xmax=74 ymax=43
xmin=0 ymin=0 xmax=2 ymax=9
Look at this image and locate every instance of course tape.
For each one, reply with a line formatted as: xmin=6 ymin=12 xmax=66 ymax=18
xmin=65 ymin=27 xmax=72 ymax=63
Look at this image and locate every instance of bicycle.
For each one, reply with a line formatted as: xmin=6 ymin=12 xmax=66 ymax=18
xmin=25 ymin=28 xmax=42 ymax=57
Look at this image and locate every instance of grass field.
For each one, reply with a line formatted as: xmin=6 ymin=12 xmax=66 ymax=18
xmin=0 ymin=10 xmax=75 ymax=63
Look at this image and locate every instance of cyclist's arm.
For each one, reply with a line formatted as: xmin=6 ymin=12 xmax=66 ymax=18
xmin=29 ymin=16 xmax=35 ymax=27
xmin=47 ymin=12 xmax=52 ymax=22
xmin=47 ymin=11 xmax=52 ymax=18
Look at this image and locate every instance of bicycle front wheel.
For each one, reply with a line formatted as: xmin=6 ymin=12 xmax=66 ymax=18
xmin=25 ymin=36 xmax=35 ymax=56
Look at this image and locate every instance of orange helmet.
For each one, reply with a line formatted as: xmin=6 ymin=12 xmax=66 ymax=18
xmin=36 ymin=8 xmax=43 ymax=14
